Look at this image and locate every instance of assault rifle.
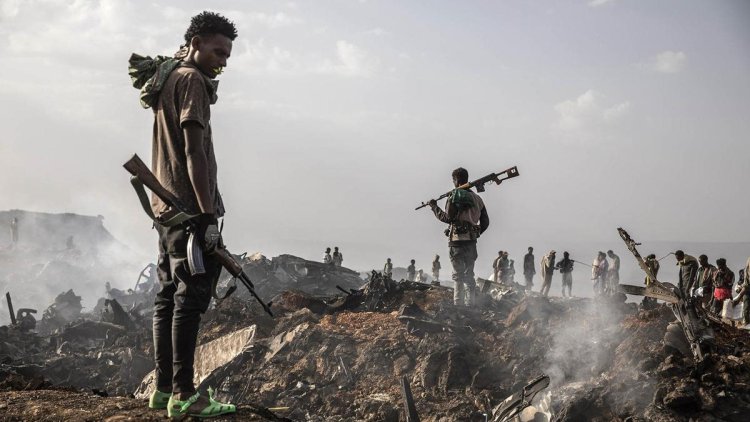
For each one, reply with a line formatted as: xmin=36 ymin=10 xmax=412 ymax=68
xmin=415 ymin=166 xmax=520 ymax=210
xmin=123 ymin=154 xmax=274 ymax=317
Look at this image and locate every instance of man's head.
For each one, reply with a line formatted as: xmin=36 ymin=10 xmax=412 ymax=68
xmin=387 ymin=258 xmax=391 ymax=263
xmin=184 ymin=11 xmax=237 ymax=79
xmin=451 ymin=167 xmax=469 ymax=187
xmin=716 ymin=258 xmax=727 ymax=269
xmin=435 ymin=255 xmax=439 ymax=260
xmin=498 ymin=250 xmax=503 ymax=256
xmin=646 ymin=254 xmax=656 ymax=260
xmin=528 ymin=247 xmax=533 ymax=253
xmin=325 ymin=247 xmax=331 ymax=253
xmin=411 ymin=259 xmax=415 ymax=264
xmin=563 ymin=251 xmax=569 ymax=258
xmin=334 ymin=246 xmax=339 ymax=252
xmin=699 ymin=254 xmax=709 ymax=266
xmin=607 ymin=250 xmax=615 ymax=258
xmin=549 ymin=250 xmax=556 ymax=257
xmin=674 ymin=250 xmax=685 ymax=261
xmin=598 ymin=251 xmax=606 ymax=259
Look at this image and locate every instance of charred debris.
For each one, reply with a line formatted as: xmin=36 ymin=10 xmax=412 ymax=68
xmin=2 ymin=236 xmax=750 ymax=421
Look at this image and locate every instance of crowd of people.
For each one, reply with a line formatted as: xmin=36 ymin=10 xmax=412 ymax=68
xmin=373 ymin=246 xmax=750 ymax=326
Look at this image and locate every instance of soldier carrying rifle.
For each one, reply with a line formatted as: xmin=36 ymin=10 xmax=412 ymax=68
xmin=426 ymin=168 xmax=490 ymax=306
xmin=128 ymin=11 xmax=237 ymax=418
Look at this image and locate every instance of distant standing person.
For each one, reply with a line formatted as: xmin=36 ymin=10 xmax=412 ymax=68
xmin=540 ymin=250 xmax=556 ymax=297
xmin=733 ymin=256 xmax=750 ymax=325
xmin=675 ymin=250 xmax=699 ymax=297
xmin=383 ymin=258 xmax=393 ymax=279
xmin=523 ymin=247 xmax=535 ymax=290
xmin=711 ymin=258 xmax=734 ymax=315
xmin=592 ymin=251 xmax=609 ymax=296
xmin=323 ymin=247 xmax=333 ymax=265
xmin=417 ymin=269 xmax=427 ymax=282
xmin=695 ymin=255 xmax=716 ymax=309
xmin=427 ymin=167 xmax=490 ymax=306
xmin=506 ymin=254 xmax=516 ymax=284
xmin=606 ymin=250 xmax=620 ymax=295
xmin=9 ymin=217 xmax=18 ymax=247
xmin=643 ymin=254 xmax=660 ymax=308
xmin=407 ymin=259 xmax=416 ymax=281
xmin=493 ymin=251 xmax=504 ymax=283
xmin=556 ymin=251 xmax=574 ymax=298
xmin=432 ymin=255 xmax=441 ymax=282
xmin=332 ymin=246 xmax=343 ymax=267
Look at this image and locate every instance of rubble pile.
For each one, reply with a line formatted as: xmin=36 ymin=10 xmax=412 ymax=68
xmin=220 ymin=253 xmax=365 ymax=300
xmin=2 ymin=266 xmax=750 ymax=420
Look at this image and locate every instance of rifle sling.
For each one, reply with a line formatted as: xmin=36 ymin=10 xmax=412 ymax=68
xmin=129 ymin=176 xmax=195 ymax=227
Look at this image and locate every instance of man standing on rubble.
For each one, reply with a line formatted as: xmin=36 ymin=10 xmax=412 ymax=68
xmin=323 ymin=247 xmax=333 ymax=265
xmin=733 ymin=256 xmax=750 ymax=325
xmin=643 ymin=254 xmax=660 ymax=308
xmin=523 ymin=247 xmax=535 ymax=290
xmin=540 ymin=250 xmax=556 ymax=297
xmin=556 ymin=251 xmax=574 ymax=298
xmin=696 ymin=255 xmax=716 ymax=309
xmin=428 ymin=167 xmax=490 ymax=306
xmin=592 ymin=252 xmax=609 ymax=296
xmin=9 ymin=217 xmax=18 ymax=248
xmin=606 ymin=250 xmax=620 ymax=295
xmin=383 ymin=258 xmax=393 ymax=279
xmin=332 ymin=246 xmax=343 ymax=267
xmin=675 ymin=250 xmax=699 ymax=298
xmin=493 ymin=251 xmax=505 ymax=283
xmin=407 ymin=259 xmax=416 ymax=281
xmin=432 ymin=255 xmax=441 ymax=282
xmin=711 ymin=258 xmax=734 ymax=315
xmin=139 ymin=11 xmax=237 ymax=418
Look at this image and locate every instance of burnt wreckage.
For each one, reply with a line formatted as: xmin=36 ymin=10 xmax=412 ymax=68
xmin=1 ymin=230 xmax=750 ymax=421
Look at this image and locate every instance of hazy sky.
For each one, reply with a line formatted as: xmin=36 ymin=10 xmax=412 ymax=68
xmin=1 ymin=0 xmax=749 ymax=271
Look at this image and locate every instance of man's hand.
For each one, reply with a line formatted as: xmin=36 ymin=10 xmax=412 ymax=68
xmin=195 ymin=213 xmax=221 ymax=252
xmin=428 ymin=199 xmax=437 ymax=209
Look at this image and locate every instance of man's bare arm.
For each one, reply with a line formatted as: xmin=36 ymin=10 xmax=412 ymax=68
xmin=183 ymin=122 xmax=214 ymax=214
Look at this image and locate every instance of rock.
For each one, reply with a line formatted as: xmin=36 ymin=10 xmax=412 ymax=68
xmin=698 ymin=387 xmax=716 ymax=411
xmin=663 ymin=380 xmax=699 ymax=410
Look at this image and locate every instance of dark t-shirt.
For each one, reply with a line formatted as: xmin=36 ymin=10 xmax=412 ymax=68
xmin=151 ymin=62 xmax=224 ymax=217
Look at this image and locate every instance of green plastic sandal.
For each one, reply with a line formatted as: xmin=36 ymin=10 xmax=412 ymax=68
xmin=149 ymin=389 xmax=171 ymax=409
xmin=167 ymin=388 xmax=236 ymax=419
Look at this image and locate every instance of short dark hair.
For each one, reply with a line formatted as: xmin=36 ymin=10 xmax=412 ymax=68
xmin=452 ymin=167 xmax=469 ymax=184
xmin=184 ymin=11 xmax=238 ymax=44
xmin=675 ymin=250 xmax=684 ymax=259
xmin=716 ymin=258 xmax=726 ymax=266
xmin=699 ymin=254 xmax=708 ymax=261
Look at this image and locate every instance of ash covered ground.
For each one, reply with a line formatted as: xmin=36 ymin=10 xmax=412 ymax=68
xmin=2 ymin=244 xmax=750 ymax=422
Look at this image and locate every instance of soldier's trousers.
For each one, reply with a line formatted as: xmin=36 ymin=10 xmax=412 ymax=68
xmin=449 ymin=242 xmax=478 ymax=306
xmin=153 ymin=224 xmax=221 ymax=394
